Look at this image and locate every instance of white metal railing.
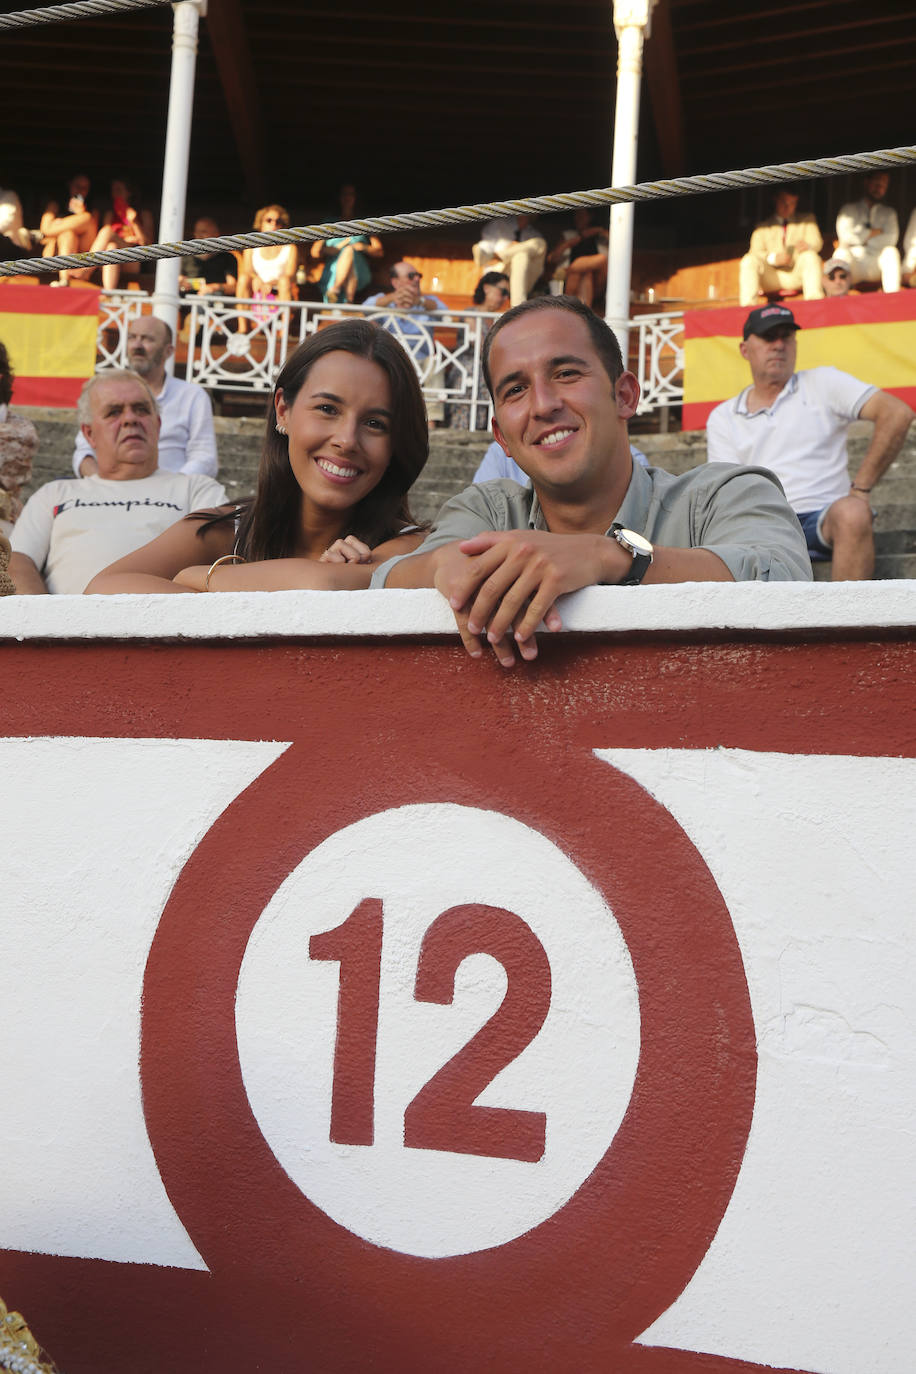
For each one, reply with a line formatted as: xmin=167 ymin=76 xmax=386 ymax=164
xmin=631 ymin=310 xmax=685 ymax=414
xmin=96 ymin=292 xmax=686 ymax=422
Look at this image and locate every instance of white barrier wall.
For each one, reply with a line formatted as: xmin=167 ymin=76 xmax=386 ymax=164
xmin=1 ymin=585 xmax=915 ymax=1374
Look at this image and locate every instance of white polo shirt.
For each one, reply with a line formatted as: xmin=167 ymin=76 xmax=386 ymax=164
xmin=12 ymin=468 xmax=227 ymax=593
xmin=706 ymin=367 xmax=876 ymax=513
xmin=72 ymin=375 xmax=218 ymax=478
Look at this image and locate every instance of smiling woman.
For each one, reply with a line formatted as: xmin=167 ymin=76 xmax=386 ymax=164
xmin=84 ymin=321 xmax=430 ymax=595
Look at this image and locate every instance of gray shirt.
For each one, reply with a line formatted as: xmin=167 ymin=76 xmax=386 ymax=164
xmin=371 ymin=460 xmax=813 ymax=586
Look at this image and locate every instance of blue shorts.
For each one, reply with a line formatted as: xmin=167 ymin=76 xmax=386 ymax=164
xmin=796 ymin=508 xmax=832 ymax=561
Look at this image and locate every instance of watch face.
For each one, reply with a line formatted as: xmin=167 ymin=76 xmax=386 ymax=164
xmin=617 ymin=528 xmax=653 ymax=556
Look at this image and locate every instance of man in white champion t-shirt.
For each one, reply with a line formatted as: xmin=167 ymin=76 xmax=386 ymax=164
xmin=706 ymin=304 xmax=913 ymax=580
xmin=9 ymin=370 xmax=226 ymax=594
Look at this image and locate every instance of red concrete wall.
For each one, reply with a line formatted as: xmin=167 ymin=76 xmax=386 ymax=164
xmin=2 ymin=628 xmax=915 ymax=1373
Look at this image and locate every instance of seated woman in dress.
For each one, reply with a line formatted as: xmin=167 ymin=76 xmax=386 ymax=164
xmin=311 ymin=234 xmax=383 ymax=303
xmin=87 ymin=178 xmax=155 ymax=291
xmin=236 ymin=204 xmax=299 ymax=332
xmin=311 ymin=185 xmax=382 ymax=303
xmin=85 ymin=319 xmax=429 ymax=594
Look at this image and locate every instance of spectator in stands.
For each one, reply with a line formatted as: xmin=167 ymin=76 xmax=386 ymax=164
xmin=236 ymin=204 xmax=298 ymax=333
xmin=900 ymin=208 xmax=916 ymax=288
xmin=0 ymin=189 xmax=34 ymax=254
xmin=311 ymin=232 xmax=383 ymax=304
xmin=9 ymin=370 xmax=227 ymax=594
xmin=39 ymin=174 xmax=99 ymax=287
xmin=309 ymin=180 xmax=383 ymax=303
xmin=739 ymin=187 xmax=823 ymax=306
xmin=547 ymin=208 xmax=609 ymax=307
xmin=472 ymin=215 xmax=547 ymax=307
xmin=706 ymin=304 xmax=913 ymax=581
xmin=366 ymin=260 xmax=446 ymax=319
xmin=84 ymin=321 xmax=429 ymax=594
xmin=366 ymin=262 xmax=447 ymax=426
xmin=835 ymin=172 xmax=901 ymax=295
xmin=822 ymin=257 xmax=853 ymax=298
xmin=0 ymin=341 xmax=38 ymax=538
xmin=472 ymin=272 xmax=511 ymax=312
xmin=179 ymin=216 xmax=238 ymax=297
xmin=72 ymin=317 xmax=218 ymax=478
xmin=86 ymin=178 xmax=155 ymax=292
xmin=369 ymin=296 xmax=812 ymax=666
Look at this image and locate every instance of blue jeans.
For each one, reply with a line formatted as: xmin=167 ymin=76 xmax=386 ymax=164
xmin=796 ymin=508 xmax=832 ymax=561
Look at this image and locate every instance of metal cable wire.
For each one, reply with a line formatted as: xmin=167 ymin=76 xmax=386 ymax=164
xmin=0 ymin=0 xmax=171 ymax=30
xmin=2 ymin=143 xmax=914 ymax=277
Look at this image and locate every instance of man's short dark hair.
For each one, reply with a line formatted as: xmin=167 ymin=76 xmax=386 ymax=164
xmin=482 ymin=295 xmax=624 ymax=397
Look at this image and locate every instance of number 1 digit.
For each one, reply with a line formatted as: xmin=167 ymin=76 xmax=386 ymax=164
xmin=309 ymin=898 xmax=383 ymax=1146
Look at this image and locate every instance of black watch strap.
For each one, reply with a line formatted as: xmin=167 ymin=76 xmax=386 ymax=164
xmin=610 ymin=523 xmax=654 ymax=586
xmin=620 ymin=552 xmax=652 ymax=586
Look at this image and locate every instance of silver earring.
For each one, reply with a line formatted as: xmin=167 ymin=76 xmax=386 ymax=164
xmin=276 ymin=423 xmax=288 ymax=436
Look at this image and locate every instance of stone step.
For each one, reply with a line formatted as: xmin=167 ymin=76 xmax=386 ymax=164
xmin=814 ymin=553 xmax=916 ymax=581
xmin=875 ymin=527 xmax=916 ymax=554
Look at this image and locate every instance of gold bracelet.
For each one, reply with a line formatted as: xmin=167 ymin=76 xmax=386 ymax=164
xmin=205 ymin=553 xmax=246 ymax=591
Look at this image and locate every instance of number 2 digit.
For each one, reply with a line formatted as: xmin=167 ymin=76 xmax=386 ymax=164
xmin=404 ymin=904 xmax=550 ymax=1163
xmin=310 ymin=901 xmax=551 ymax=1162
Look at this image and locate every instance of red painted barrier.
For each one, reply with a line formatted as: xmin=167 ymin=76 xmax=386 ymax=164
xmin=2 ymin=588 xmax=915 ymax=1373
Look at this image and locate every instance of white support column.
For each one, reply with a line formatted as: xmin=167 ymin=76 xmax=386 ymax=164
xmin=153 ymin=0 xmax=207 ymax=356
xmin=605 ymin=0 xmax=656 ymax=366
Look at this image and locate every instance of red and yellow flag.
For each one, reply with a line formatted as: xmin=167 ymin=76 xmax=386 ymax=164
xmin=0 ymin=283 xmax=99 ymax=408
xmin=683 ymin=293 xmax=916 ymax=431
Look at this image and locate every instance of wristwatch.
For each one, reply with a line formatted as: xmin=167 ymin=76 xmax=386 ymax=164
xmin=609 ymin=523 xmax=654 ymax=585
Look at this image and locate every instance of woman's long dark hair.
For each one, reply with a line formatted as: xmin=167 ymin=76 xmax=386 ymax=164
xmin=197 ymin=320 xmax=429 ymax=560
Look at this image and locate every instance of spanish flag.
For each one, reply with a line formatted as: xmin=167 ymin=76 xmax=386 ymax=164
xmin=683 ymin=293 xmax=916 ymax=431
xmin=0 ymin=283 xmax=99 ymax=408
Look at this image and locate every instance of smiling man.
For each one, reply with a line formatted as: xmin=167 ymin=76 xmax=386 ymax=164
xmin=370 ymin=296 xmax=811 ymax=665
xmin=706 ymin=304 xmax=913 ymax=581
xmin=9 ymin=370 xmax=226 ymax=594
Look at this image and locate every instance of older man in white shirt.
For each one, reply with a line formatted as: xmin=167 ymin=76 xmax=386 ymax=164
xmin=12 ymin=369 xmax=226 ymax=594
xmin=706 ymin=304 xmax=913 ymax=581
xmin=72 ymin=317 xmax=218 ymax=478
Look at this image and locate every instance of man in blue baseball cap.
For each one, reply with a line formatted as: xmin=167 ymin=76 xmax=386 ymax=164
xmin=706 ymin=305 xmax=913 ymax=580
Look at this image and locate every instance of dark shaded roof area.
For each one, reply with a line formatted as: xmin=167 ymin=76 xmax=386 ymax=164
xmin=2 ymin=0 xmax=914 ymax=243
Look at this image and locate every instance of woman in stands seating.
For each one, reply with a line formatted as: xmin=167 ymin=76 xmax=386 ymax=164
xmin=312 ymin=184 xmax=382 ymax=304
xmin=472 ymin=271 xmax=511 ymax=313
xmin=236 ymin=204 xmax=299 ymax=332
xmin=85 ymin=319 xmax=428 ymax=594
xmin=547 ymin=208 xmax=609 ymax=308
xmin=87 ymin=178 xmax=155 ymax=292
